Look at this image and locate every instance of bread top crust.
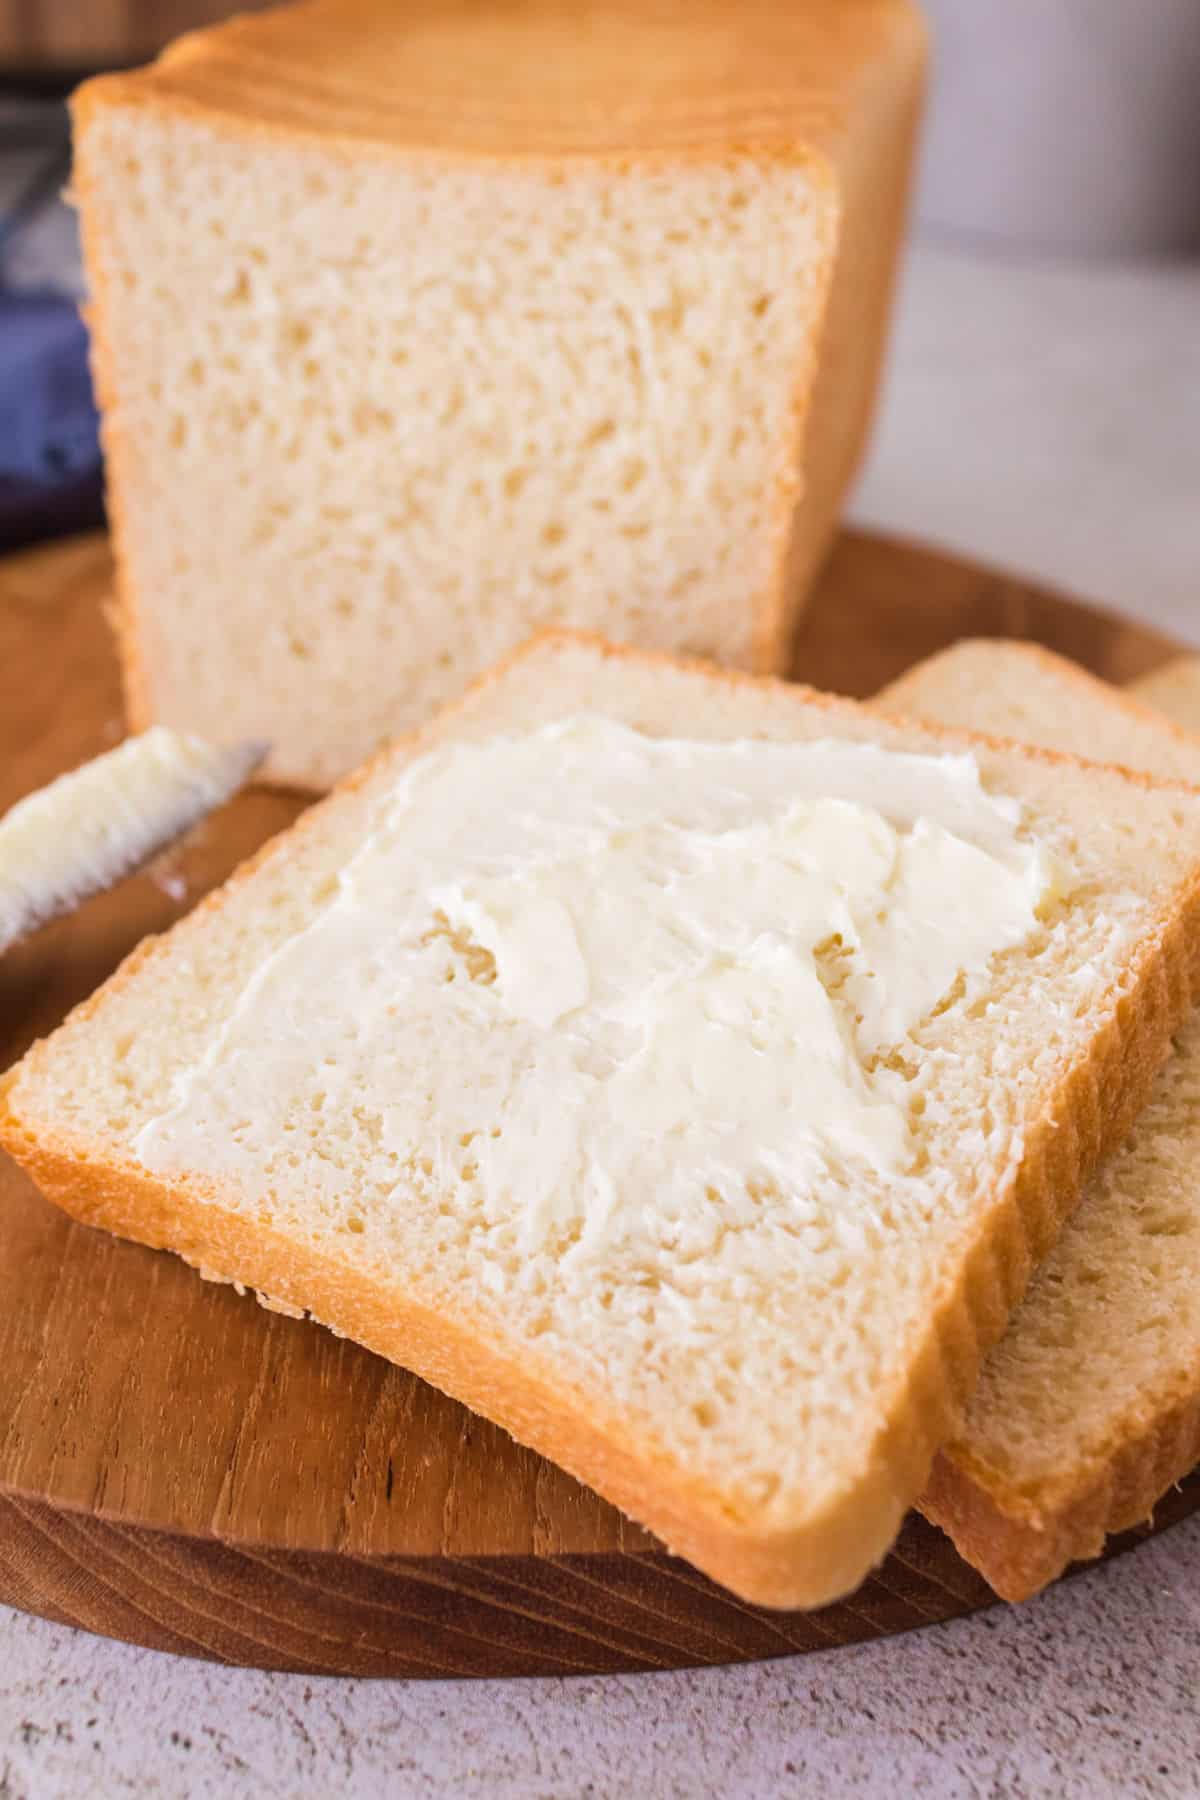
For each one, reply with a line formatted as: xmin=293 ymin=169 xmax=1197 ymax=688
xmin=70 ymin=0 xmax=925 ymax=165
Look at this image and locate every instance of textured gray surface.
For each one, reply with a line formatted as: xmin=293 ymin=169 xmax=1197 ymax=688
xmin=4 ymin=242 xmax=1200 ymax=1796
xmin=1 ymin=1515 xmax=1198 ymax=1797
xmin=851 ymin=246 xmax=1200 ymax=646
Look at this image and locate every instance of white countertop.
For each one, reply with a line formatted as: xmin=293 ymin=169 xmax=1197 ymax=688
xmin=4 ymin=241 xmax=1200 ymax=1800
xmin=851 ymin=243 xmax=1200 ymax=646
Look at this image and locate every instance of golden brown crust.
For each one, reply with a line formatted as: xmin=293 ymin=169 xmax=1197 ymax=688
xmin=71 ymin=1 xmax=923 ymax=163
xmin=5 ymin=627 xmax=1200 ymax=1608
xmin=0 ymin=1121 xmax=923 ymax=1608
xmin=921 ymin=1378 xmax=1200 ymax=1603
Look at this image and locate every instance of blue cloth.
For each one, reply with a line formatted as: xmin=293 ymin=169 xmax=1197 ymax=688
xmin=0 ymin=290 xmax=103 ymax=550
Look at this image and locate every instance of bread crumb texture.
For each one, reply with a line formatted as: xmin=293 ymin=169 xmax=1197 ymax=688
xmin=73 ymin=0 xmax=925 ymax=786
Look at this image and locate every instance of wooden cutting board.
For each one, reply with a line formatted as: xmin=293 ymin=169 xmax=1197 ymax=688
xmin=1 ymin=528 xmax=1196 ymax=1680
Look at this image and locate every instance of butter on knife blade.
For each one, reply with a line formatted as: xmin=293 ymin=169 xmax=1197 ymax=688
xmin=0 ymin=728 xmax=268 ymax=954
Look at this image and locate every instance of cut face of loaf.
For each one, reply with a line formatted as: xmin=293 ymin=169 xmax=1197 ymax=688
xmin=71 ymin=0 xmax=926 ymax=789
xmin=8 ymin=632 xmax=1200 ymax=1610
xmin=879 ymin=639 xmax=1200 ymax=1599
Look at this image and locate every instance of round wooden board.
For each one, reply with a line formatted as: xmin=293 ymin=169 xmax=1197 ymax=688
xmin=1 ymin=529 xmax=1196 ymax=1679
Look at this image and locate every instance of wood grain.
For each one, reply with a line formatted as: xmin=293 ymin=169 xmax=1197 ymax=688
xmin=0 ymin=529 xmax=1191 ymax=1677
xmin=0 ymin=2 xmax=268 ymax=70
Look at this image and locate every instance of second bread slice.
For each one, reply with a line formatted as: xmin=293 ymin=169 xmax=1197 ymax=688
xmin=5 ymin=632 xmax=1200 ymax=1608
xmin=880 ymin=640 xmax=1200 ymax=1598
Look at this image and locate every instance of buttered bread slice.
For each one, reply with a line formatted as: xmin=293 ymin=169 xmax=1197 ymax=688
xmin=5 ymin=633 xmax=1200 ymax=1608
xmin=72 ymin=0 xmax=925 ymax=788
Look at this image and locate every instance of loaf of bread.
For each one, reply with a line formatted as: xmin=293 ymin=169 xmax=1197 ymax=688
xmin=880 ymin=639 xmax=1200 ymax=1598
xmin=6 ymin=632 xmax=1200 ymax=1608
xmin=71 ymin=0 xmax=926 ymax=789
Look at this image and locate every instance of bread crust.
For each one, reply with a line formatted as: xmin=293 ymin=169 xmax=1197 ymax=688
xmin=71 ymin=2 xmax=924 ymax=163
xmin=920 ymin=1377 xmax=1200 ymax=1603
xmin=5 ymin=628 xmax=1199 ymax=1609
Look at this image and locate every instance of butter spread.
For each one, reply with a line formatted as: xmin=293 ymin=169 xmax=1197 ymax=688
xmin=0 ymin=728 xmax=265 ymax=955
xmin=133 ymin=717 xmax=1070 ymax=1253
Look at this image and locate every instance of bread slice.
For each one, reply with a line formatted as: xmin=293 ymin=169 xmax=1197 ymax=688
xmin=5 ymin=631 xmax=1200 ymax=1609
xmin=880 ymin=640 xmax=1200 ymax=790
xmin=71 ymin=0 xmax=926 ymax=789
xmin=879 ymin=639 xmax=1200 ymax=1598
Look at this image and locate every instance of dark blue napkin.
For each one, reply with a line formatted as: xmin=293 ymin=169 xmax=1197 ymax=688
xmin=0 ymin=101 xmax=104 ymax=553
xmin=0 ymin=289 xmax=103 ymax=552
